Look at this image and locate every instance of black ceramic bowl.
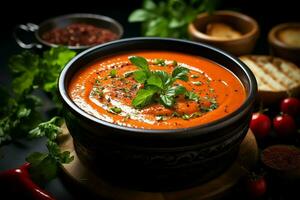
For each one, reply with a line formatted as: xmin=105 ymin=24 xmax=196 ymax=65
xmin=14 ymin=13 xmax=123 ymax=51
xmin=58 ymin=37 xmax=257 ymax=191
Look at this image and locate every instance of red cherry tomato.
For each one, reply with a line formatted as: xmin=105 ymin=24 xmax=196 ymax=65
xmin=250 ymin=113 xmax=271 ymax=139
xmin=245 ymin=176 xmax=267 ymax=198
xmin=273 ymin=114 xmax=297 ymax=137
xmin=280 ymin=97 xmax=300 ymax=117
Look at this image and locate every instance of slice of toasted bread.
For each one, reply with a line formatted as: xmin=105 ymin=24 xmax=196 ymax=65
xmin=239 ymin=55 xmax=300 ymax=104
xmin=206 ymin=23 xmax=242 ymax=40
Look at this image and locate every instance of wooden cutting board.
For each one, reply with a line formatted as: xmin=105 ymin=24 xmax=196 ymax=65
xmin=58 ymin=126 xmax=258 ymax=200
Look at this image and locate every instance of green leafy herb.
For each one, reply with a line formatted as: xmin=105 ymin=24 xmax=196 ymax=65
xmin=172 ymin=66 xmax=189 ymax=81
xmin=26 ymin=117 xmax=73 ymax=184
xmin=28 ymin=117 xmax=63 ymax=140
xmin=128 ymin=0 xmax=219 ymax=38
xmin=130 ymin=56 xmax=198 ymax=108
xmin=185 ymin=91 xmax=200 ymax=102
xmin=129 ymin=56 xmax=150 ymax=72
xmin=191 ymin=74 xmax=199 ymax=78
xmin=182 ymin=114 xmax=191 ymax=120
xmin=192 ymin=81 xmax=202 ymax=86
xmin=153 ymin=59 xmax=166 ymax=66
xmin=132 ymin=88 xmax=157 ymax=108
xmin=1 ymin=47 xmax=76 ymax=185
xmin=26 ymin=140 xmax=74 ymax=184
xmin=108 ymin=106 xmax=122 ymax=114
xmin=109 ymin=69 xmax=117 ymax=78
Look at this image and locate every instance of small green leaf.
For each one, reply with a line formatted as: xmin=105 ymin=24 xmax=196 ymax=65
xmin=59 ymin=151 xmax=74 ymax=163
xmin=133 ymin=70 xmax=148 ymax=83
xmin=192 ymin=81 xmax=202 ymax=86
xmin=172 ymin=66 xmax=190 ymax=81
xmin=108 ymin=107 xmax=122 ymax=114
xmin=129 ymin=56 xmax=149 ymax=71
xmin=17 ymin=107 xmax=31 ymax=118
xmin=182 ymin=114 xmax=191 ymax=120
xmin=185 ymin=91 xmax=199 ymax=102
xmin=27 ymin=155 xmax=57 ymax=184
xmin=174 ymin=85 xmax=187 ymax=95
xmin=132 ymin=89 xmax=156 ymax=108
xmin=128 ymin=9 xmax=153 ymax=22
xmin=152 ymin=70 xmax=171 ymax=87
xmin=109 ymin=69 xmax=117 ymax=78
xmin=12 ymin=70 xmax=37 ymax=95
xmin=160 ymin=94 xmax=175 ymax=107
xmin=153 ymin=59 xmax=166 ymax=66
xmin=147 ymin=74 xmax=163 ymax=89
xmin=143 ymin=0 xmax=156 ymax=10
xmin=191 ymin=74 xmax=199 ymax=78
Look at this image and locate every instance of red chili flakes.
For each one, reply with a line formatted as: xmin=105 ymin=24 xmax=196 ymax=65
xmin=42 ymin=23 xmax=118 ymax=46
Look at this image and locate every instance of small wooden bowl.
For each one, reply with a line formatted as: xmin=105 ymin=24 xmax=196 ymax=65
xmin=268 ymin=23 xmax=300 ymax=66
xmin=188 ymin=10 xmax=259 ymax=56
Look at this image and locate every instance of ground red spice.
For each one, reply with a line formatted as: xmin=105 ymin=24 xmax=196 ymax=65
xmin=42 ymin=23 xmax=118 ymax=46
xmin=261 ymin=145 xmax=300 ymax=170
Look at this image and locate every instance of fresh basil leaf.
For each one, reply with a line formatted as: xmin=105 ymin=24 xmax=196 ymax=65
xmin=147 ymin=74 xmax=163 ymax=89
xmin=164 ymin=85 xmax=186 ymax=98
xmin=160 ymin=94 xmax=175 ymax=108
xmin=185 ymin=91 xmax=199 ymax=102
xmin=129 ymin=56 xmax=149 ymax=71
xmin=128 ymin=9 xmax=153 ymax=22
xmin=134 ymin=70 xmax=148 ymax=83
xmin=143 ymin=0 xmax=156 ymax=10
xmin=132 ymin=89 xmax=156 ymax=108
xmin=152 ymin=70 xmax=171 ymax=87
xmin=172 ymin=66 xmax=190 ymax=81
xmin=174 ymin=85 xmax=187 ymax=95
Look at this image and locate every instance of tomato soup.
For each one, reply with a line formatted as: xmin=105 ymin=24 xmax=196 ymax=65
xmin=68 ymin=51 xmax=246 ymax=129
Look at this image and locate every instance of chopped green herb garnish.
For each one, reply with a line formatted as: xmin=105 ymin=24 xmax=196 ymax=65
xmin=155 ymin=115 xmax=164 ymax=121
xmin=124 ymin=71 xmax=134 ymax=78
xmin=153 ymin=59 xmax=166 ymax=66
xmin=110 ymin=69 xmax=117 ymax=78
xmin=185 ymin=91 xmax=199 ymax=102
xmin=192 ymin=81 xmax=202 ymax=86
xmin=191 ymin=74 xmax=199 ymax=78
xmin=108 ymin=106 xmax=122 ymax=114
xmin=182 ymin=114 xmax=191 ymax=120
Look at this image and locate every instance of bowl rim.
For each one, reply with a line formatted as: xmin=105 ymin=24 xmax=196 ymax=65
xmin=35 ymin=13 xmax=124 ymax=50
xmin=268 ymin=22 xmax=300 ymax=50
xmin=58 ymin=37 xmax=257 ymax=137
xmin=188 ymin=10 xmax=259 ymax=43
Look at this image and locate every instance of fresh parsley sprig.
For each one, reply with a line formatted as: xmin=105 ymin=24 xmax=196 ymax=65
xmin=26 ymin=117 xmax=74 ymax=184
xmin=129 ymin=56 xmax=199 ymax=108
